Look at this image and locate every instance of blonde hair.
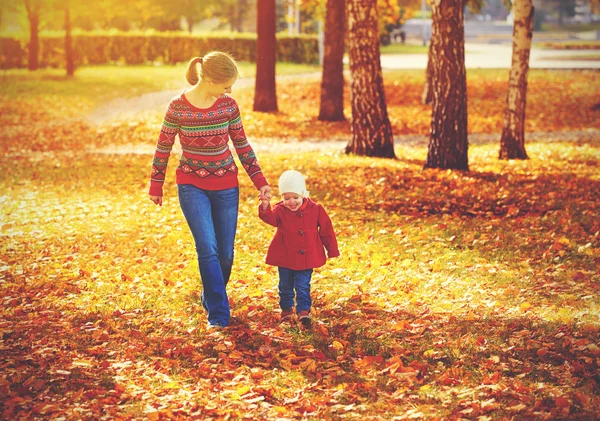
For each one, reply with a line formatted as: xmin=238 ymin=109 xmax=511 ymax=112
xmin=186 ymin=51 xmax=239 ymax=85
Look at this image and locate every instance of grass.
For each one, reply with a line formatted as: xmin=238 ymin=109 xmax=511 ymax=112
xmin=0 ymin=61 xmax=321 ymax=104
xmin=380 ymin=43 xmax=429 ymax=55
xmin=540 ymin=22 xmax=600 ymax=33
xmin=0 ymin=66 xmax=598 ymax=420
xmin=535 ymin=40 xmax=600 ymax=50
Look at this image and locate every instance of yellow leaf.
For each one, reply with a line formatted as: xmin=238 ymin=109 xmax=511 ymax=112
xmin=332 ymin=340 xmax=344 ymax=350
xmin=164 ymin=381 xmax=179 ymax=389
xmin=272 ymin=406 xmax=287 ymax=415
xmin=520 ymin=302 xmax=531 ymax=312
xmin=237 ymin=385 xmax=251 ymax=396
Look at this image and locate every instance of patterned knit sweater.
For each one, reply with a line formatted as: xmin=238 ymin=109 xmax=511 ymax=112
xmin=149 ymin=93 xmax=268 ymax=196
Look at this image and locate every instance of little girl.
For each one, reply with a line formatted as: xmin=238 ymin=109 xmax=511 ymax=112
xmin=259 ymin=170 xmax=339 ymax=326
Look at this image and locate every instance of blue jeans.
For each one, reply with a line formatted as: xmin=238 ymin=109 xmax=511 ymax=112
xmin=278 ymin=267 xmax=313 ymax=313
xmin=178 ymin=184 xmax=239 ymax=327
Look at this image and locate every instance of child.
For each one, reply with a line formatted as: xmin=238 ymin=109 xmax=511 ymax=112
xmin=259 ymin=170 xmax=339 ymax=326
xmin=148 ymin=51 xmax=272 ymax=329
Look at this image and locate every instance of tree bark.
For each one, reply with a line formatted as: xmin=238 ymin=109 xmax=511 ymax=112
xmin=499 ymin=0 xmax=533 ymax=160
xmin=65 ymin=3 xmax=75 ymax=77
xmin=345 ymin=0 xmax=395 ymax=158
xmin=254 ymin=0 xmax=278 ymax=112
xmin=421 ymin=40 xmax=433 ymax=105
xmin=424 ymin=0 xmax=469 ymax=170
xmin=25 ymin=0 xmax=40 ymax=71
xmin=318 ymin=0 xmax=346 ymax=122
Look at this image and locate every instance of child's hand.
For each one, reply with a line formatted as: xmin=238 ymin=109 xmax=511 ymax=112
xmin=260 ymin=196 xmax=270 ymax=210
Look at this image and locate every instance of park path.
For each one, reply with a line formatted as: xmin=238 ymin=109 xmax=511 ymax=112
xmin=86 ymin=72 xmax=322 ymax=125
xmin=380 ymin=43 xmax=600 ymax=70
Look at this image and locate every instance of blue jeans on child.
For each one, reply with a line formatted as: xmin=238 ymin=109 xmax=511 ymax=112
xmin=178 ymin=184 xmax=239 ymax=327
xmin=277 ymin=267 xmax=314 ymax=313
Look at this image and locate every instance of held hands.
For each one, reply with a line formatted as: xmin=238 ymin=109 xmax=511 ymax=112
xmin=259 ymin=185 xmax=272 ymax=210
xmin=149 ymin=195 xmax=162 ymax=206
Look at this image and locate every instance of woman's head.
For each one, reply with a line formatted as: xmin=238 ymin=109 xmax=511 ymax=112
xmin=186 ymin=51 xmax=239 ymax=86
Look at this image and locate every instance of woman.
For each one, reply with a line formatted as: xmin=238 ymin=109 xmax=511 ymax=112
xmin=149 ymin=51 xmax=271 ymax=328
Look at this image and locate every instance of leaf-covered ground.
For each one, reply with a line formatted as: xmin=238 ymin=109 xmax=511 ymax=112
xmin=1 ymin=68 xmax=599 ymax=420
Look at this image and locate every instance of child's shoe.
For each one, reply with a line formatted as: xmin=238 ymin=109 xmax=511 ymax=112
xmin=281 ymin=308 xmax=294 ymax=322
xmin=297 ymin=310 xmax=311 ymax=327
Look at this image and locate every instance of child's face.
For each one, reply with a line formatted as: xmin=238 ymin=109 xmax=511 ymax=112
xmin=281 ymin=192 xmax=303 ymax=211
xmin=208 ymin=76 xmax=237 ymax=96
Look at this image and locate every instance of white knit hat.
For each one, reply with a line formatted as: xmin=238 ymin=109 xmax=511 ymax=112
xmin=278 ymin=170 xmax=309 ymax=197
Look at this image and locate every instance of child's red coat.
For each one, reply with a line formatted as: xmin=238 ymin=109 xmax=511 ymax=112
xmin=258 ymin=198 xmax=340 ymax=270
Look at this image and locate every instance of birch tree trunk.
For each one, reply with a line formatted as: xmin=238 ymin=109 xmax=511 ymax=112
xmin=424 ymin=0 xmax=469 ymax=170
xmin=345 ymin=0 xmax=395 ymax=158
xmin=254 ymin=0 xmax=278 ymax=112
xmin=318 ymin=0 xmax=346 ymax=122
xmin=499 ymin=0 xmax=534 ymax=160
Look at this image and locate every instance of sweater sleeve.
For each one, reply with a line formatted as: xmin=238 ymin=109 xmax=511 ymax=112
xmin=317 ymin=205 xmax=340 ymax=258
xmin=228 ymin=99 xmax=269 ymax=190
xmin=258 ymin=203 xmax=279 ymax=227
xmin=149 ymin=101 xmax=179 ymax=197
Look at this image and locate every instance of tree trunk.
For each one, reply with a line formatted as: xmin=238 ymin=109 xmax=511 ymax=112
xmin=28 ymin=10 xmax=40 ymax=71
xmin=254 ymin=0 xmax=278 ymax=112
xmin=421 ymin=40 xmax=433 ymax=105
xmin=345 ymin=0 xmax=395 ymax=158
xmin=499 ymin=0 xmax=533 ymax=160
xmin=424 ymin=0 xmax=469 ymax=171
xmin=187 ymin=17 xmax=194 ymax=33
xmin=235 ymin=0 xmax=248 ymax=32
xmin=557 ymin=2 xmax=564 ymax=26
xmin=318 ymin=0 xmax=345 ymax=121
xmin=65 ymin=3 xmax=75 ymax=77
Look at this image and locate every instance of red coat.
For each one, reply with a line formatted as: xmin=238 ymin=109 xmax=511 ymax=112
xmin=258 ymin=198 xmax=340 ymax=270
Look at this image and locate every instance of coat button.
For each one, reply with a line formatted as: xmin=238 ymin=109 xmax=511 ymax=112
xmin=297 ymin=212 xmax=303 ymax=217
xmin=298 ymin=230 xmax=304 ymax=235
xmin=299 ymin=249 xmax=305 ymax=254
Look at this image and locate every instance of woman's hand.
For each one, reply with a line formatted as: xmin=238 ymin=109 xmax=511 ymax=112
xmin=149 ymin=195 xmax=163 ymax=206
xmin=259 ymin=185 xmax=272 ymax=201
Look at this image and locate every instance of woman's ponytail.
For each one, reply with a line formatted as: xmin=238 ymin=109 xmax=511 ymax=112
xmin=186 ymin=57 xmax=203 ymax=85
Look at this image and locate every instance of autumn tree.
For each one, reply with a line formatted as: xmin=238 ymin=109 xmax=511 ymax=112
xmin=318 ymin=0 xmax=345 ymax=122
xmin=499 ymin=0 xmax=533 ymax=160
xmin=22 ymin=0 xmax=41 ymax=71
xmin=254 ymin=0 xmax=278 ymax=112
xmin=424 ymin=0 xmax=468 ymax=170
xmin=345 ymin=0 xmax=395 ymax=158
xmin=64 ymin=0 xmax=74 ymax=76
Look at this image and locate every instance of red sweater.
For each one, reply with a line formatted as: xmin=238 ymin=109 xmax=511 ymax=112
xmin=149 ymin=93 xmax=268 ymax=196
xmin=259 ymin=198 xmax=340 ymax=271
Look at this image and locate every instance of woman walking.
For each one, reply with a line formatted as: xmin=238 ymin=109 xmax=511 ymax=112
xmin=148 ymin=51 xmax=271 ymax=328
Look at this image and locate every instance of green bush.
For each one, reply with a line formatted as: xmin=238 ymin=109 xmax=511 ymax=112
xmin=0 ymin=32 xmax=319 ymax=69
